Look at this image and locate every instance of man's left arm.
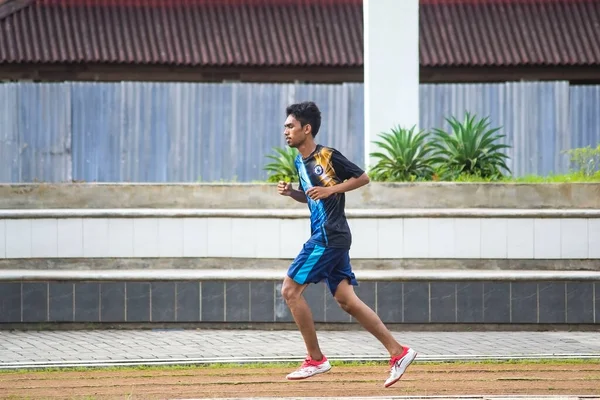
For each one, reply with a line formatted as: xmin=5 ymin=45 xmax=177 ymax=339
xmin=306 ymin=149 xmax=369 ymax=200
xmin=329 ymin=172 xmax=370 ymax=194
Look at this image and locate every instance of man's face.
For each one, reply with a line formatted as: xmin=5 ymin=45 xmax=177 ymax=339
xmin=284 ymin=115 xmax=310 ymax=148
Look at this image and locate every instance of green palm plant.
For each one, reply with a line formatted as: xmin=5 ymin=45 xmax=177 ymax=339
xmin=369 ymin=125 xmax=438 ymax=181
xmin=431 ymin=112 xmax=511 ymax=179
xmin=263 ymin=146 xmax=299 ymax=183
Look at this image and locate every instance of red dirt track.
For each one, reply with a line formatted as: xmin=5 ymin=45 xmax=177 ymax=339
xmin=1 ymin=363 xmax=599 ymax=399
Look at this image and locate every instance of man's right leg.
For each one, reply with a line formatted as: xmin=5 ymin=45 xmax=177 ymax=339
xmin=281 ymin=276 xmax=323 ymax=361
xmin=282 ymin=243 xmax=332 ymax=380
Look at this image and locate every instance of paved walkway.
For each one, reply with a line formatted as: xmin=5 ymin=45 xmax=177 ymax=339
xmin=1 ymin=329 xmax=600 ymax=369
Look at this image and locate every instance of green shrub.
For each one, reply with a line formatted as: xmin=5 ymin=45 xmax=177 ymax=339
xmin=431 ymin=112 xmax=511 ymax=180
xmin=368 ymin=125 xmax=437 ymax=181
xmin=563 ymin=144 xmax=600 ymax=176
xmin=263 ymin=146 xmax=299 ymax=183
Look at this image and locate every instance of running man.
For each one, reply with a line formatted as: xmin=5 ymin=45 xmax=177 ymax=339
xmin=277 ymin=101 xmax=417 ymax=388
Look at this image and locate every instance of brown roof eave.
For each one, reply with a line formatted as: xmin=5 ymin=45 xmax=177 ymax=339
xmin=0 ymin=0 xmax=34 ymax=20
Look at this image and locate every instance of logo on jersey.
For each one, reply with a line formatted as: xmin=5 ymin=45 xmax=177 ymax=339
xmin=314 ymin=165 xmax=324 ymax=175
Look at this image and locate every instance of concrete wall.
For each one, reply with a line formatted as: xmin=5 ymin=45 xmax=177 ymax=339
xmin=2 ymin=183 xmax=600 ymax=209
xmin=1 ymin=183 xmax=599 ymax=328
xmin=1 ymin=210 xmax=599 ymax=260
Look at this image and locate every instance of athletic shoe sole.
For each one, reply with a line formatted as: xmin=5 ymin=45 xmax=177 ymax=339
xmin=384 ymin=348 xmax=418 ymax=388
xmin=286 ymin=363 xmax=332 ymax=380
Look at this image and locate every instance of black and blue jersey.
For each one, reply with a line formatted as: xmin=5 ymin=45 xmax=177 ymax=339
xmin=295 ymin=145 xmax=365 ymax=249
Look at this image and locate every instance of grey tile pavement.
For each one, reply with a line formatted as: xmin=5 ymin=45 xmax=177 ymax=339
xmin=1 ymin=329 xmax=600 ymax=368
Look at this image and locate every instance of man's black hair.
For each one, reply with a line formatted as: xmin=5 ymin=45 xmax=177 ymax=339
xmin=286 ymin=101 xmax=322 ymax=137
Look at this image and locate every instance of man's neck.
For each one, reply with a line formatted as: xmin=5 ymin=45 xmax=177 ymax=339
xmin=297 ymin=140 xmax=317 ymax=159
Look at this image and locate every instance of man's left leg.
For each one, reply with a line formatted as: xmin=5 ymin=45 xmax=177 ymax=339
xmin=333 ymin=279 xmax=404 ymax=355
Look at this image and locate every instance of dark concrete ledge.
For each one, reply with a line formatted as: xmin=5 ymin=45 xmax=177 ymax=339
xmin=2 ymin=182 xmax=600 ymax=210
xmin=1 ymin=258 xmax=598 ymax=272
xmin=0 ymin=280 xmax=597 ymax=325
xmin=1 ymin=322 xmax=599 ymax=332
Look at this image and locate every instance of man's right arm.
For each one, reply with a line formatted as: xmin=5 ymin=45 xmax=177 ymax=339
xmin=278 ymin=181 xmax=308 ymax=203
xmin=289 ymin=188 xmax=308 ymax=204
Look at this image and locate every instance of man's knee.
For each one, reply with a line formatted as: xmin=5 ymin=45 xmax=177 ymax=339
xmin=333 ymin=280 xmax=358 ymax=313
xmin=281 ymin=277 xmax=304 ymax=303
xmin=335 ymin=291 xmax=358 ymax=314
xmin=335 ymin=296 xmax=354 ymax=313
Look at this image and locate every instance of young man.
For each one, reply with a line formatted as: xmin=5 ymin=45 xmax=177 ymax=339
xmin=277 ymin=101 xmax=417 ymax=388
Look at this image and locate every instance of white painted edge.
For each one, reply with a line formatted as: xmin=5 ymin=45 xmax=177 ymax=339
xmin=1 ymin=353 xmax=599 ymax=367
xmin=3 ymin=353 xmax=599 ymax=367
xmin=1 ymin=269 xmax=600 ymax=282
xmin=2 ymin=208 xmax=600 ymax=219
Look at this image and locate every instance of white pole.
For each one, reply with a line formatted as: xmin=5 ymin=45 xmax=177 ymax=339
xmin=363 ymin=0 xmax=420 ymax=170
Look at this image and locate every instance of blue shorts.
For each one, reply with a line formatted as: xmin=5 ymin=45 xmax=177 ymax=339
xmin=287 ymin=241 xmax=358 ymax=296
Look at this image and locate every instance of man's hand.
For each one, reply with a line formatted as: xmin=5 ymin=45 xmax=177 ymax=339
xmin=306 ymin=186 xmax=334 ymax=201
xmin=304 ymin=173 xmax=370 ymax=201
xmin=278 ymin=181 xmax=293 ymax=196
xmin=277 ymin=181 xmax=308 ymax=203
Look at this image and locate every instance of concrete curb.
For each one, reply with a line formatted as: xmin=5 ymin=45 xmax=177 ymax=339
xmin=2 ymin=208 xmax=600 ymax=219
xmin=2 ymin=269 xmax=600 ymax=282
xmin=2 ymin=352 xmax=600 ymax=370
xmin=2 ymin=258 xmax=596 ymax=272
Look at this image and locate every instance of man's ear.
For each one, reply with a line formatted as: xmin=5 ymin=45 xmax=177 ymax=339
xmin=304 ymin=123 xmax=312 ymax=136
